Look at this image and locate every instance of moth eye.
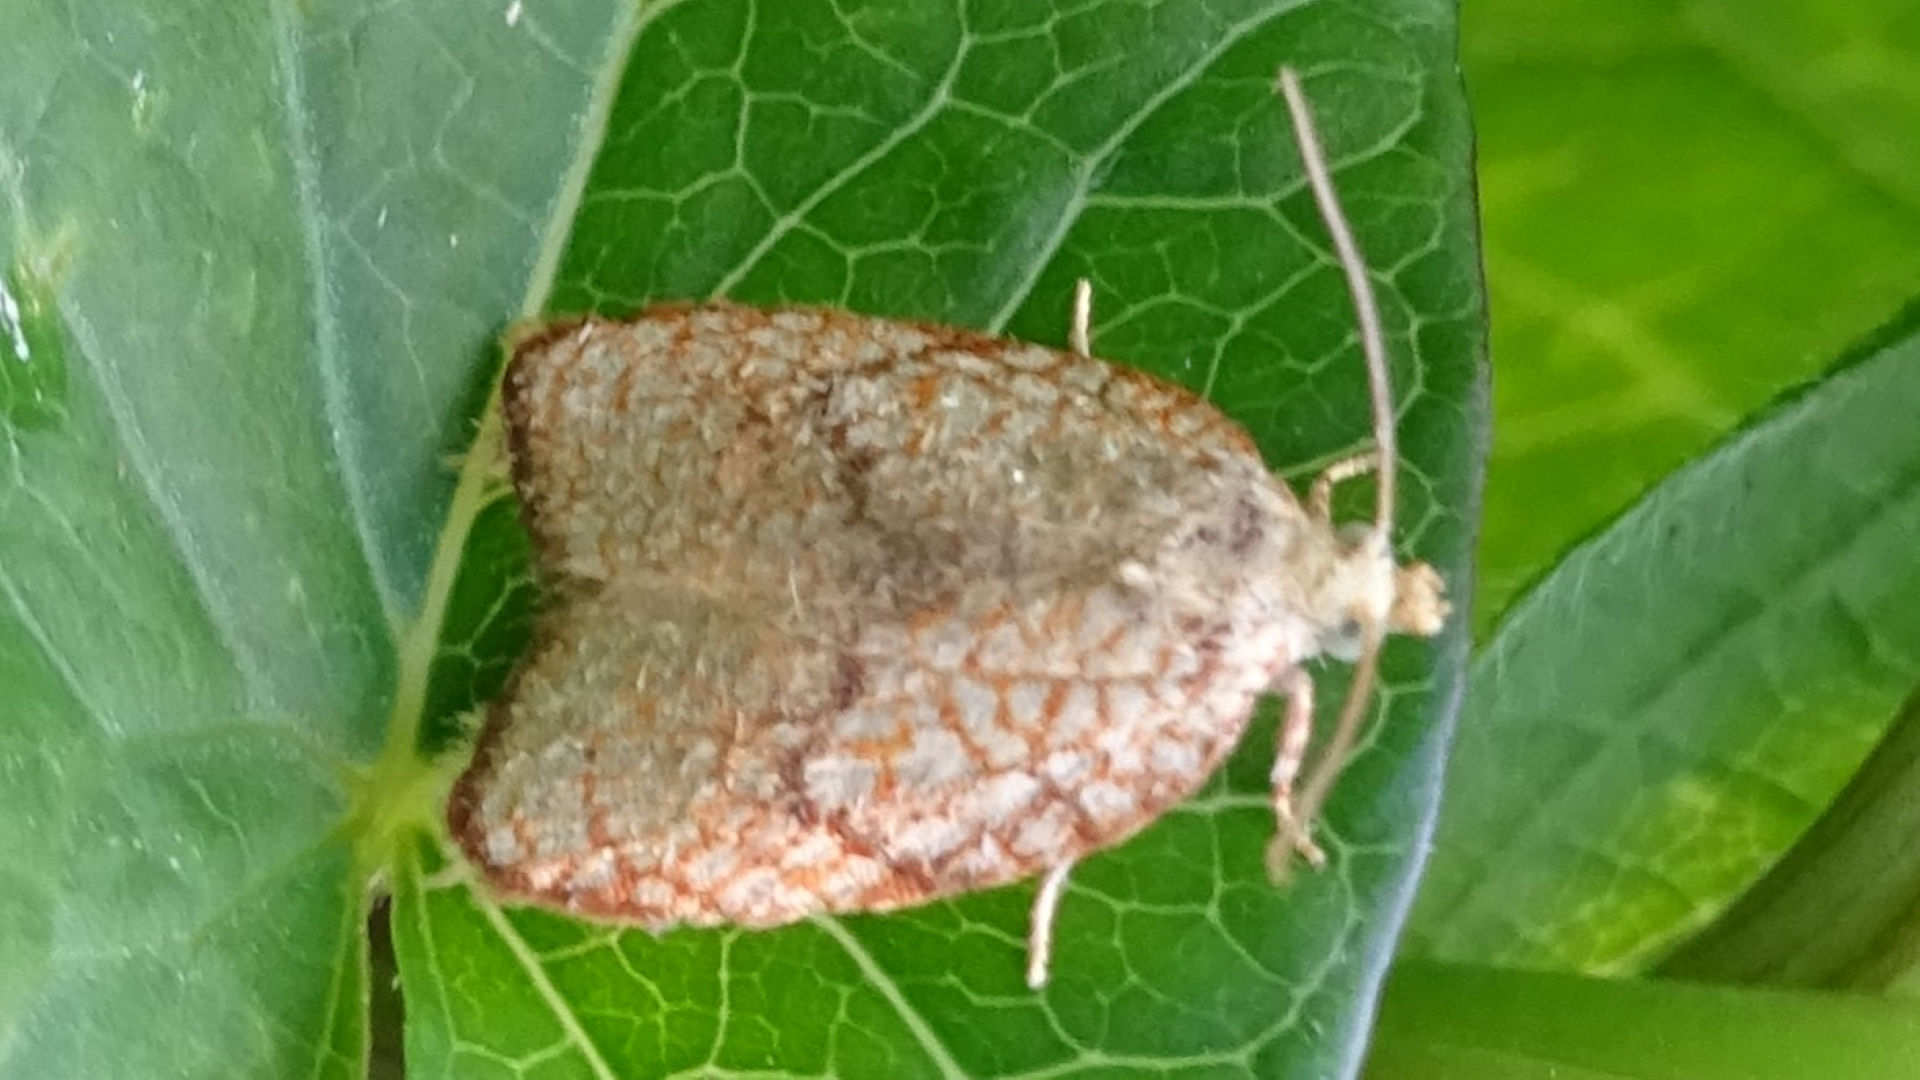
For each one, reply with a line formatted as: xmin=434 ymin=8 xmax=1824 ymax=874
xmin=1324 ymin=614 xmax=1366 ymax=662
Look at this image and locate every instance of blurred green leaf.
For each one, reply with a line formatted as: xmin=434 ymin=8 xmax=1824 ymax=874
xmin=1657 ymin=685 xmax=1920 ymax=991
xmin=1367 ymin=961 xmax=1920 ymax=1079
xmin=1408 ymin=304 xmax=1920 ymax=971
xmin=1465 ymin=0 xmax=1920 ymax=633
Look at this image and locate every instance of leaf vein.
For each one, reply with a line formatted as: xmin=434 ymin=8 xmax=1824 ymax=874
xmin=811 ymin=917 xmax=967 ymax=1080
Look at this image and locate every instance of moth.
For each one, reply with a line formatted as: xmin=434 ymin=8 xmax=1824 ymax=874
xmin=447 ymin=69 xmax=1448 ymax=988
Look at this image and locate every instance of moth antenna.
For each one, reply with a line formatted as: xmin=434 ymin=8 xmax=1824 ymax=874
xmin=1275 ymin=67 xmax=1396 ymax=539
xmin=1275 ymin=66 xmax=1397 ymax=849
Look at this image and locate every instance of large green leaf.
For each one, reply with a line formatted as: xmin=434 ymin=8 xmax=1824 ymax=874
xmin=1 ymin=0 xmax=1483 ymax=1076
xmin=1408 ymin=306 xmax=1920 ymax=972
xmin=394 ymin=2 xmax=1483 ymax=1075
xmin=1465 ymin=0 xmax=1920 ymax=633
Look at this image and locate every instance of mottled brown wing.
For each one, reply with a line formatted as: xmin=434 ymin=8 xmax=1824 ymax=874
xmin=450 ymin=303 xmax=1322 ymax=927
xmin=448 ymin=571 xmax=1301 ymax=926
xmin=775 ymin=573 xmax=1305 ymax=914
xmin=497 ymin=304 xmax=1272 ymax=611
xmin=447 ymin=580 xmax=887 ymax=925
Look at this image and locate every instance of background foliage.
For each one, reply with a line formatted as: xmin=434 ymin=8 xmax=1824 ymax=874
xmin=1375 ymin=1 xmax=1920 ymax=1075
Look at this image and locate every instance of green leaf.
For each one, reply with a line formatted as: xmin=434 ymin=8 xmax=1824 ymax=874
xmin=1464 ymin=0 xmax=1920 ymax=634
xmin=2 ymin=0 xmax=1484 ymax=1076
xmin=1367 ymin=961 xmax=1920 ymax=1079
xmin=0 ymin=0 xmax=636 ymax=1074
xmin=1656 ymin=685 xmax=1920 ymax=991
xmin=1407 ymin=304 xmax=1920 ymax=972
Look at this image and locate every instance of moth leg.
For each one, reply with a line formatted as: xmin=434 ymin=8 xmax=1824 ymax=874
xmin=1267 ymin=668 xmax=1328 ymax=879
xmin=1027 ymin=861 xmax=1075 ymax=989
xmin=1069 ymin=279 xmax=1093 ymax=356
xmin=1308 ymin=451 xmax=1379 ymax=522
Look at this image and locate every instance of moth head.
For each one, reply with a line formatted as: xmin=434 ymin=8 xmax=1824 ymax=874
xmin=1313 ymin=524 xmax=1449 ymax=662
